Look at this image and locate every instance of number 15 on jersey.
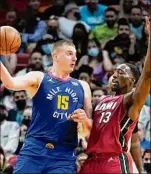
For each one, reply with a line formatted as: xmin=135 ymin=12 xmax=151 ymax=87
xmin=57 ymin=95 xmax=69 ymax=110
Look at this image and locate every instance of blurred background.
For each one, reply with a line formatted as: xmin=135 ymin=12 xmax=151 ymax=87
xmin=0 ymin=0 xmax=150 ymax=173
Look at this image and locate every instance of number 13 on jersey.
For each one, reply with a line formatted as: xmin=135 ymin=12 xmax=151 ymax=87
xmin=57 ymin=95 xmax=69 ymax=110
xmin=99 ymin=112 xmax=112 ymax=123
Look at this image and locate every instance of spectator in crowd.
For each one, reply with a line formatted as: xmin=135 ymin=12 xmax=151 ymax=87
xmin=21 ymin=0 xmax=47 ymax=49
xmin=0 ymin=146 xmax=6 ymax=173
xmin=142 ymin=149 xmax=151 ymax=174
xmin=22 ymin=106 xmax=32 ymax=128
xmin=8 ymin=91 xmax=28 ymax=125
xmin=139 ymin=103 xmax=150 ymax=141
xmin=129 ymin=5 xmax=145 ymax=40
xmin=119 ymin=0 xmax=139 ymax=18
xmin=15 ymin=50 xmax=44 ymax=76
xmin=76 ymin=65 xmax=97 ymax=90
xmin=140 ymin=0 xmax=151 ymax=6
xmin=58 ymin=2 xmax=80 ymax=39
xmin=129 ymin=5 xmax=147 ymax=58
xmin=0 ymin=146 xmax=14 ymax=174
xmin=130 ymin=124 xmax=144 ymax=173
xmin=89 ymin=7 xmax=119 ymax=45
xmin=1 ymin=54 xmax=17 ymax=75
xmin=43 ymin=0 xmax=65 ymax=19
xmin=4 ymin=7 xmax=23 ymax=32
xmin=58 ymin=2 xmax=90 ymax=40
xmin=72 ymin=23 xmax=89 ymax=60
xmin=138 ymin=122 xmax=151 ymax=153
xmin=35 ymin=35 xmax=54 ymax=70
xmin=15 ymin=106 xmax=32 ymax=154
xmin=80 ymin=0 xmax=107 ymax=30
xmin=24 ymin=0 xmax=42 ymax=19
xmin=77 ymin=39 xmax=112 ymax=86
xmin=46 ymin=15 xmax=67 ymax=41
xmin=92 ymin=88 xmax=105 ymax=106
xmin=0 ymin=105 xmax=20 ymax=159
xmin=26 ymin=43 xmax=37 ymax=54
xmin=104 ymin=18 xmax=140 ymax=64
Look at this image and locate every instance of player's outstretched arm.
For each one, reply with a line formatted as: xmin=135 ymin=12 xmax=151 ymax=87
xmin=130 ymin=17 xmax=150 ymax=120
xmin=0 ymin=62 xmax=44 ymax=92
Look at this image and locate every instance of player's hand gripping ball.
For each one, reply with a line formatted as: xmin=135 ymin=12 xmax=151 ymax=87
xmin=0 ymin=26 xmax=21 ymax=55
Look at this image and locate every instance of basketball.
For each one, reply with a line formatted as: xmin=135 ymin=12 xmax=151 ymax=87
xmin=0 ymin=26 xmax=21 ymax=56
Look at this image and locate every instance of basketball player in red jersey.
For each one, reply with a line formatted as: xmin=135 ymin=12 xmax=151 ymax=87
xmin=78 ymin=17 xmax=150 ymax=174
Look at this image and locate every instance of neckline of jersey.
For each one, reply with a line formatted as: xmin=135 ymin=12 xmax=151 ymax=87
xmin=48 ymin=72 xmax=71 ymax=82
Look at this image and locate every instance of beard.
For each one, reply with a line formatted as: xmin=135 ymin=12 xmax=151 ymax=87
xmin=27 ymin=63 xmax=44 ymax=72
xmin=131 ymin=20 xmax=142 ymax=27
xmin=111 ymin=86 xmax=121 ymax=95
xmin=106 ymin=20 xmax=116 ymax=28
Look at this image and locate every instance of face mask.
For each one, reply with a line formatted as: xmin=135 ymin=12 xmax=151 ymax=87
xmin=16 ymin=100 xmax=26 ymax=110
xmin=74 ymin=12 xmax=81 ymax=20
xmin=22 ymin=119 xmax=31 ymax=127
xmin=144 ymin=163 xmax=151 ymax=173
xmin=48 ymin=27 xmax=58 ymax=37
xmin=42 ymin=44 xmax=53 ymax=55
xmin=88 ymin=48 xmax=99 ymax=57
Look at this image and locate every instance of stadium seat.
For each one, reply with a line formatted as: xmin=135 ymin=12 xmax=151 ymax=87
xmin=16 ymin=53 xmax=29 ymax=72
xmin=7 ymin=0 xmax=28 ymax=12
xmin=0 ymin=9 xmax=7 ymax=26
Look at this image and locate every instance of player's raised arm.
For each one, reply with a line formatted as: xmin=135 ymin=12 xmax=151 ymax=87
xmin=130 ymin=17 xmax=150 ymax=116
xmin=0 ymin=62 xmax=43 ymax=92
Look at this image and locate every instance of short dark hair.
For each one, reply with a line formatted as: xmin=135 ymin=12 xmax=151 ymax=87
xmin=130 ymin=5 xmax=142 ymax=13
xmin=52 ymin=40 xmax=75 ymax=54
xmin=125 ymin=63 xmax=140 ymax=84
xmin=118 ymin=18 xmax=129 ymax=27
xmin=105 ymin=7 xmax=118 ymax=15
xmin=78 ymin=65 xmax=93 ymax=76
xmin=0 ymin=104 xmax=7 ymax=110
xmin=142 ymin=149 xmax=151 ymax=158
xmin=13 ymin=90 xmax=27 ymax=96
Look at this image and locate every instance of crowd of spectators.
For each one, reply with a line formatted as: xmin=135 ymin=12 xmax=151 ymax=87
xmin=0 ymin=0 xmax=150 ymax=173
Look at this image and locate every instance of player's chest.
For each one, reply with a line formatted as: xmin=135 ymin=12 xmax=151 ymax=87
xmin=93 ymin=101 xmax=118 ymax=125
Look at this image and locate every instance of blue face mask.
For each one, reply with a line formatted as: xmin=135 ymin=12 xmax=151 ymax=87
xmin=42 ymin=44 xmax=53 ymax=55
xmin=88 ymin=48 xmax=99 ymax=57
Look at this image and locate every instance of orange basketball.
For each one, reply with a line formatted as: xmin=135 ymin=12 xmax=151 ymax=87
xmin=0 ymin=26 xmax=21 ymax=55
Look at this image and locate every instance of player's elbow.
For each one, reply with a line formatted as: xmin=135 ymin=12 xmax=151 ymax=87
xmin=3 ymin=79 xmax=17 ymax=90
xmin=3 ymin=81 xmax=13 ymax=90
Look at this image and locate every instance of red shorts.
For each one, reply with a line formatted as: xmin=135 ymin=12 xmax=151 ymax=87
xmin=79 ymin=152 xmax=133 ymax=174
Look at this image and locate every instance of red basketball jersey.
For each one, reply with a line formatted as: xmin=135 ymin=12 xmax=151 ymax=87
xmin=86 ymin=95 xmax=137 ymax=155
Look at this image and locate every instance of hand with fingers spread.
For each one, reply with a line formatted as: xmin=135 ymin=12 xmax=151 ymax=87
xmin=145 ymin=16 xmax=150 ymax=36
